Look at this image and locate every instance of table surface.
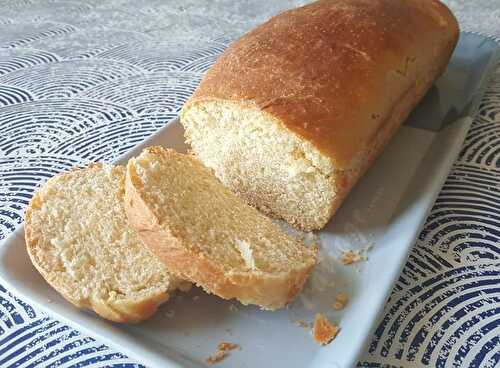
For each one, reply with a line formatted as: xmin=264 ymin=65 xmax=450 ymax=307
xmin=0 ymin=1 xmax=499 ymax=367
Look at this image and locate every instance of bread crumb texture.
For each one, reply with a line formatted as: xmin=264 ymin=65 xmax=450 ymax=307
xmin=125 ymin=147 xmax=317 ymax=310
xmin=206 ymin=351 xmax=227 ymax=365
xmin=339 ymin=249 xmax=367 ymax=265
xmin=182 ymin=101 xmax=337 ymax=231
xmin=206 ymin=342 xmax=240 ymax=365
xmin=181 ymin=0 xmax=459 ymax=230
xmin=332 ymin=292 xmax=348 ymax=310
xmin=218 ymin=342 xmax=239 ymax=351
xmin=313 ymin=313 xmax=339 ymax=346
xmin=25 ymin=164 xmax=185 ymax=323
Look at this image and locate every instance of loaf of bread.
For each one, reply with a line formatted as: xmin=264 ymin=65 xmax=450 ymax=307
xmin=25 ymin=164 xmax=189 ymax=323
xmin=181 ymin=0 xmax=459 ymax=231
xmin=124 ymin=146 xmax=317 ymax=310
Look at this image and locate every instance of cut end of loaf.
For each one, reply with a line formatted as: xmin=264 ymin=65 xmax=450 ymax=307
xmin=181 ymin=100 xmax=341 ymax=231
xmin=24 ymin=164 xmax=185 ymax=323
xmin=125 ymin=146 xmax=317 ymax=309
xmin=179 ymin=0 xmax=460 ymax=231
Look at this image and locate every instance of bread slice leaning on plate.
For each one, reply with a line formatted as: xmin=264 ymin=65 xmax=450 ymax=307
xmin=25 ymin=164 xmax=189 ymax=323
xmin=124 ymin=146 xmax=317 ymax=310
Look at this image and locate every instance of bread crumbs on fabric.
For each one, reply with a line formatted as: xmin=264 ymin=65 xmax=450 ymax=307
xmin=313 ymin=313 xmax=340 ymax=345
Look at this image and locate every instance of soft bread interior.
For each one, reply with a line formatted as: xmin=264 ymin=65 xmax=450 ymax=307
xmin=25 ymin=164 xmax=185 ymax=323
xmin=182 ymin=100 xmax=337 ymax=231
xmin=126 ymin=147 xmax=317 ymax=309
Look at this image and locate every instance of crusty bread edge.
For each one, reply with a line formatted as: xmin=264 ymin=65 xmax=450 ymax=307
xmin=124 ymin=150 xmax=316 ymax=310
xmin=321 ymin=56 xmax=458 ymax=229
xmin=181 ymin=99 xmax=367 ymax=231
xmin=181 ymin=34 xmax=456 ymax=232
xmin=180 ymin=0 xmax=459 ymax=232
xmin=24 ymin=165 xmax=172 ymax=324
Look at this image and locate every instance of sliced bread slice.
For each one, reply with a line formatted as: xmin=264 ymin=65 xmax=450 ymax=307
xmin=124 ymin=146 xmax=317 ymax=310
xmin=25 ymin=164 xmax=189 ymax=323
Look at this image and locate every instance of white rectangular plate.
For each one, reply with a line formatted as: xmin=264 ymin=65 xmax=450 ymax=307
xmin=0 ymin=33 xmax=498 ymax=368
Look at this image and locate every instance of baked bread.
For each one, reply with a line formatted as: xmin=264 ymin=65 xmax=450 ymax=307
xmin=313 ymin=313 xmax=340 ymax=345
xmin=124 ymin=146 xmax=317 ymax=310
xmin=181 ymin=0 xmax=459 ymax=231
xmin=25 ymin=164 xmax=189 ymax=323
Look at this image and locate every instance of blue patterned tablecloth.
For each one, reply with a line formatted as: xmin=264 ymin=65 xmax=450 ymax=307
xmin=0 ymin=1 xmax=499 ymax=367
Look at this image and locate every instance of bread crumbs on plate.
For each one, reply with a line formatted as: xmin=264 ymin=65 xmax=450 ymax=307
xmin=313 ymin=313 xmax=340 ymax=345
xmin=218 ymin=342 xmax=239 ymax=351
xmin=333 ymin=292 xmax=348 ymax=310
xmin=339 ymin=249 xmax=364 ymax=265
xmin=206 ymin=350 xmax=227 ymax=365
xmin=295 ymin=320 xmax=312 ymax=329
xmin=206 ymin=341 xmax=240 ymax=364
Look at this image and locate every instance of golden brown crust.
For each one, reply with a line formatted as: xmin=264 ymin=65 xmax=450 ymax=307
xmin=124 ymin=151 xmax=316 ymax=310
xmin=183 ymin=0 xmax=459 ymax=170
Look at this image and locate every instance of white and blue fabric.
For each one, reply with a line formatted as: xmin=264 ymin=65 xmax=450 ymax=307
xmin=0 ymin=0 xmax=498 ymax=367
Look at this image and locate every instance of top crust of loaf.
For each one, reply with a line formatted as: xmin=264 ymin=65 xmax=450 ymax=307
xmin=124 ymin=147 xmax=317 ymax=310
xmin=25 ymin=164 xmax=186 ymax=323
xmin=182 ymin=0 xmax=459 ymax=171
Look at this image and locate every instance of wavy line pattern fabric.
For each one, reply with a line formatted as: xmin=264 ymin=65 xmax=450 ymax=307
xmin=0 ymin=0 xmax=498 ymax=367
